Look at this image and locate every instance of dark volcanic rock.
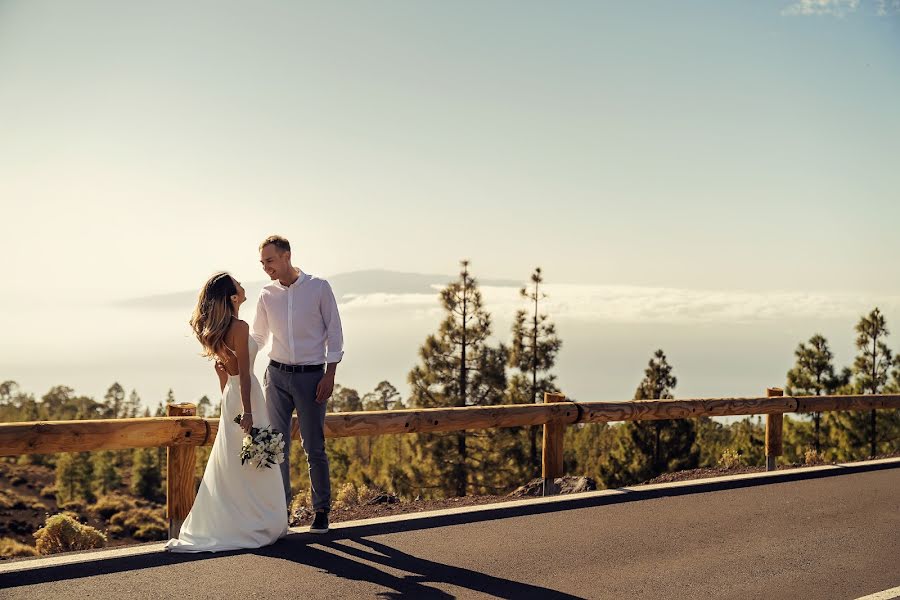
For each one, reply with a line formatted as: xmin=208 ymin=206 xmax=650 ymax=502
xmin=508 ymin=476 xmax=598 ymax=498
xmin=365 ymin=493 xmax=400 ymax=505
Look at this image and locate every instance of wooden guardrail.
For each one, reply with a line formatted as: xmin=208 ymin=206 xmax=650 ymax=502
xmin=1 ymin=391 xmax=898 ymax=537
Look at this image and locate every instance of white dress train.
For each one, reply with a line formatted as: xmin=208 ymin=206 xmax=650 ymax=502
xmin=165 ymin=336 xmax=287 ymax=552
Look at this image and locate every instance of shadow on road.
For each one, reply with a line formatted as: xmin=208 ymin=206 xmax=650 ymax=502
xmin=3 ymin=460 xmax=895 ymax=595
xmin=1 ymin=535 xmax=585 ymax=599
xmin=254 ymin=535 xmax=585 ymax=599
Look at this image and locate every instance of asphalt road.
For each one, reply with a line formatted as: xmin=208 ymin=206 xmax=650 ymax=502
xmin=2 ymin=465 xmax=898 ymax=599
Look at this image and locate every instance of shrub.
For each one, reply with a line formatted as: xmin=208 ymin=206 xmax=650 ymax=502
xmin=333 ymin=483 xmax=381 ymax=510
xmin=0 ymin=537 xmax=38 ymax=558
xmin=290 ymin=490 xmax=312 ymax=513
xmin=29 ymin=500 xmax=48 ymax=512
xmin=10 ymin=476 xmax=26 ymax=486
xmin=133 ymin=523 xmax=167 ymax=541
xmin=0 ymin=490 xmax=27 ymax=510
xmin=33 ymin=514 xmax=106 ymax=555
xmin=40 ymin=485 xmax=57 ymax=499
xmin=718 ymin=448 xmax=747 ymax=470
xmin=109 ymin=508 xmax=166 ymax=538
xmin=804 ymin=449 xmax=824 ymax=466
xmin=91 ymin=494 xmax=137 ymax=519
xmin=334 ymin=482 xmax=358 ymax=509
xmin=59 ymin=500 xmax=85 ymax=512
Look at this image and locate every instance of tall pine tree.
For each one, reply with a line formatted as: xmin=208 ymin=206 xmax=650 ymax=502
xmin=852 ymin=308 xmax=893 ymax=457
xmin=124 ymin=389 xmax=142 ymax=418
xmin=362 ymin=381 xmax=403 ymax=411
xmin=92 ymin=450 xmax=121 ymax=495
xmin=103 ymin=382 xmax=125 ymax=419
xmin=508 ymin=267 xmax=562 ymax=476
xmin=601 ymin=350 xmax=695 ymax=484
xmin=784 ymin=334 xmax=840 ymax=453
xmin=408 ymin=261 xmax=507 ymax=497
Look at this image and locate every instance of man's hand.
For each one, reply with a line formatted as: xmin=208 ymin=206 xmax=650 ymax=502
xmin=315 ymin=373 xmax=335 ymax=404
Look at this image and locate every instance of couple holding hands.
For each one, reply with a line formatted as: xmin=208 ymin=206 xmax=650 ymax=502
xmin=166 ymin=235 xmax=343 ymax=552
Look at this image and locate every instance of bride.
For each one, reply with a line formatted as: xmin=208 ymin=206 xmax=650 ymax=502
xmin=165 ymin=272 xmax=287 ymax=552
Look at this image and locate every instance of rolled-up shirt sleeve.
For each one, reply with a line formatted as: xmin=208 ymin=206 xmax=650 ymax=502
xmin=320 ymin=281 xmax=344 ymax=363
xmin=251 ymin=291 xmax=270 ymax=348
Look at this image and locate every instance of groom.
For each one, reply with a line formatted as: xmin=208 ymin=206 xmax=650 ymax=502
xmin=251 ymin=234 xmax=344 ymax=534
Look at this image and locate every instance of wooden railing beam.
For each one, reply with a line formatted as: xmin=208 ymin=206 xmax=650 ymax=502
xmin=1 ymin=394 xmax=898 ymax=457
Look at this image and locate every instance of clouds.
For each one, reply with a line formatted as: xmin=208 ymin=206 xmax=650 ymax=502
xmin=782 ymin=0 xmax=898 ymax=16
xmin=340 ymin=283 xmax=900 ymax=326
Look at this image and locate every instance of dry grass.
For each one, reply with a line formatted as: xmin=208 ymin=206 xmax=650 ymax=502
xmin=33 ymin=514 xmax=106 ymax=555
xmin=0 ymin=537 xmax=38 ymax=558
xmin=91 ymin=494 xmax=137 ymax=519
xmin=108 ymin=507 xmax=166 ymax=541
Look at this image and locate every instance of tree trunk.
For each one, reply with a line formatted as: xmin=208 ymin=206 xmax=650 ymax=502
xmin=529 ymin=427 xmax=538 ymax=476
xmin=654 ymin=422 xmax=661 ymax=471
xmin=814 ymin=412 xmax=821 ymax=454
xmin=870 ymin=409 xmax=876 ymax=458
xmin=456 ymin=432 xmax=467 ymax=496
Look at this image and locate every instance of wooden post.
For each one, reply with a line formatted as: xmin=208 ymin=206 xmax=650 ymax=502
xmin=765 ymin=388 xmax=784 ymax=472
xmin=542 ymin=392 xmax=567 ymax=496
xmin=167 ymin=402 xmax=197 ymax=539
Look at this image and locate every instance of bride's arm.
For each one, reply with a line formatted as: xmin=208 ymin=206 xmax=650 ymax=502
xmin=233 ymin=321 xmax=253 ymax=427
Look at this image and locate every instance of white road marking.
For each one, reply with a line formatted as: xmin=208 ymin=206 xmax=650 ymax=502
xmin=855 ymin=586 xmax=900 ymax=600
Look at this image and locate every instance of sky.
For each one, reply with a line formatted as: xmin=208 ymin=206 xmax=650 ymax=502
xmin=1 ymin=1 xmax=899 ymax=410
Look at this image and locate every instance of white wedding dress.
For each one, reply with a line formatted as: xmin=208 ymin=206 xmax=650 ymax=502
xmin=165 ymin=336 xmax=288 ymax=552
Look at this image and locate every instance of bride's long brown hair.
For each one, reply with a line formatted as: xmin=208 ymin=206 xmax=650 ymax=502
xmin=189 ymin=272 xmax=238 ymax=363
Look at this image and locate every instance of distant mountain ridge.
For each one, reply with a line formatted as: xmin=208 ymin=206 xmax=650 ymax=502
xmin=115 ymin=269 xmax=521 ymax=309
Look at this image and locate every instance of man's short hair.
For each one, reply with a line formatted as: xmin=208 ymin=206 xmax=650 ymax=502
xmin=259 ymin=235 xmax=291 ymax=253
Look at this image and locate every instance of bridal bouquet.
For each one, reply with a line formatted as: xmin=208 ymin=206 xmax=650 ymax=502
xmin=232 ymin=414 xmax=286 ymax=470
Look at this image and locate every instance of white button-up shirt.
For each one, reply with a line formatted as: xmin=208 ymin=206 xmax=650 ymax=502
xmin=251 ymin=271 xmax=344 ymax=365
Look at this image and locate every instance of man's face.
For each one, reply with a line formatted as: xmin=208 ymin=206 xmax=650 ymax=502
xmin=260 ymin=244 xmax=291 ymax=281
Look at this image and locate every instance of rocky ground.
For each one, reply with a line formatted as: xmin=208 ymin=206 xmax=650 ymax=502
xmin=5 ymin=453 xmax=897 ymax=556
xmin=292 ymin=453 xmax=900 ymax=527
xmin=0 ymin=460 xmax=166 ymax=555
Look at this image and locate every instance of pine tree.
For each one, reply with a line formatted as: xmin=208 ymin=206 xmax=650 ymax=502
xmin=74 ymin=452 xmax=95 ymax=502
xmin=92 ymin=451 xmax=121 ymax=495
xmin=852 ymin=308 xmax=893 ymax=457
xmin=124 ymin=389 xmax=142 ymax=418
xmin=54 ymin=453 xmax=79 ymax=503
xmin=598 ymin=350 xmax=695 ymax=485
xmin=131 ymin=447 xmax=163 ymax=502
xmin=332 ymin=386 xmax=363 ymax=412
xmin=155 ymin=396 xmax=170 ymax=485
xmin=103 ymin=382 xmax=125 ymax=419
xmin=408 ymin=260 xmax=507 ymax=497
xmin=508 ymin=267 xmax=562 ymax=476
xmin=362 ymin=381 xmax=403 ymax=411
xmin=784 ymin=334 xmax=840 ymax=453
xmin=197 ymin=395 xmax=212 ymax=418
xmin=42 ymin=386 xmax=77 ymax=420
xmin=54 ymin=452 xmax=95 ymax=503
xmin=890 ymin=357 xmax=900 ymax=393
xmin=626 ymin=349 xmax=696 ymax=479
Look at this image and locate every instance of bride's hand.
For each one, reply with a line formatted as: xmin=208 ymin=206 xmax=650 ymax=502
xmin=239 ymin=412 xmax=253 ymax=434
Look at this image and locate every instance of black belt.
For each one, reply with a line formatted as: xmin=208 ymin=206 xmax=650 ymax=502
xmin=269 ymin=360 xmax=325 ymax=373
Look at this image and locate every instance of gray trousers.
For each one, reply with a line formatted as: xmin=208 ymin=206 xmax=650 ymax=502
xmin=264 ymin=365 xmax=331 ymax=513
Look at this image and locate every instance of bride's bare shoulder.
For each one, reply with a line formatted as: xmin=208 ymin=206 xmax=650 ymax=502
xmin=225 ymin=318 xmax=249 ymax=343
